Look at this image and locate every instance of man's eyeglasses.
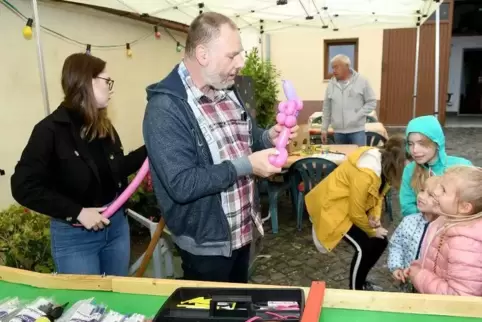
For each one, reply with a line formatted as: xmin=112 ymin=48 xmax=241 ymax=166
xmin=97 ymin=77 xmax=114 ymax=90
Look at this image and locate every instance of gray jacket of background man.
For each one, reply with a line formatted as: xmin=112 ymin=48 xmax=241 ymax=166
xmin=321 ymin=69 xmax=377 ymax=134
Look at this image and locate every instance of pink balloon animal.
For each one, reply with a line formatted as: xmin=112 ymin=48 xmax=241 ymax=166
xmin=268 ymin=80 xmax=303 ymax=167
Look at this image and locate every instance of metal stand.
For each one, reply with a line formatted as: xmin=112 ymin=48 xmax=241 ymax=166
xmin=412 ymin=26 xmax=421 ymax=119
xmin=127 ymin=209 xmax=175 ymax=278
xmin=32 ymin=0 xmax=50 ymax=116
xmin=434 ymin=5 xmax=440 ymax=118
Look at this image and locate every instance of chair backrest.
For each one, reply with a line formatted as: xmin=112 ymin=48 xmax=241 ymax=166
xmin=366 ymin=131 xmax=387 ymax=147
xmin=290 ymin=158 xmax=338 ymax=194
xmin=366 ymin=115 xmax=377 ymax=123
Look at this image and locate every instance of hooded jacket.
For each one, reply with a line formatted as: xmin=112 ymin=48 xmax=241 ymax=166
xmin=306 ymin=147 xmax=390 ymax=252
xmin=387 ymin=212 xmax=429 ymax=272
xmin=400 ymin=116 xmax=472 ymax=217
xmin=411 ymin=216 xmax=482 ymax=296
xmin=321 ymin=70 xmax=377 ymax=134
xmin=142 ymin=65 xmax=271 ymax=257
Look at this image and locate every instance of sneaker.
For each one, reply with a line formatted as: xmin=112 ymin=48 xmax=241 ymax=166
xmin=363 ymin=281 xmax=383 ymax=291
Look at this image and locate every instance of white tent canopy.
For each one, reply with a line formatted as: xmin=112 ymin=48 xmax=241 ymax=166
xmin=29 ymin=0 xmax=442 ymax=118
xmin=66 ymin=0 xmax=439 ymax=33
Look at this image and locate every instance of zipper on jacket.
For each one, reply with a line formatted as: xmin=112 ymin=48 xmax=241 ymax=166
xmin=340 ymin=83 xmax=345 ymax=129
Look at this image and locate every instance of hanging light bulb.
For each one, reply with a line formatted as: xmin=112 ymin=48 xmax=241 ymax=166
xmin=23 ymin=18 xmax=33 ymax=40
xmin=176 ymin=42 xmax=182 ymax=53
xmin=86 ymin=44 xmax=91 ymax=55
xmin=154 ymin=26 xmax=161 ymax=39
xmin=126 ymin=43 xmax=133 ymax=57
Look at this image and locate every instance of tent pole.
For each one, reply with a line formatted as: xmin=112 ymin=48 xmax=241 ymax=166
xmin=434 ymin=4 xmax=440 ymax=119
xmin=412 ymin=26 xmax=421 ymax=119
xmin=32 ymin=0 xmax=50 ymax=116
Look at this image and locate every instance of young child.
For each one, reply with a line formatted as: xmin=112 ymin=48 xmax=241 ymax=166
xmin=387 ymin=176 xmax=440 ymax=291
xmin=409 ymin=165 xmax=482 ymax=296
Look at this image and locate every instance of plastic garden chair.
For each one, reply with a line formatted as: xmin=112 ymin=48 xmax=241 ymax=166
xmin=291 ymin=158 xmax=338 ymax=231
xmin=365 ymin=131 xmax=393 ymax=221
xmin=259 ymin=171 xmax=294 ymax=234
xmin=366 ymin=131 xmax=387 ymax=147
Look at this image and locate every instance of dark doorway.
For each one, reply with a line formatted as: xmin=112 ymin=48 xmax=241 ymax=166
xmin=459 ymin=49 xmax=482 ymax=114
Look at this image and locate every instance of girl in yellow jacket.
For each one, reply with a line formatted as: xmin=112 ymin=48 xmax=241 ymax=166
xmin=305 ymin=134 xmax=407 ymax=291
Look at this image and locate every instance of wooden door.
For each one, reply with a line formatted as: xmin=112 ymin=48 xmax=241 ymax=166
xmin=379 ymin=0 xmax=454 ymax=126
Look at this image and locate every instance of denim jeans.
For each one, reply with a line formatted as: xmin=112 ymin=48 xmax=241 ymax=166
xmin=334 ymin=131 xmax=366 ymax=146
xmin=50 ymin=208 xmax=130 ymax=276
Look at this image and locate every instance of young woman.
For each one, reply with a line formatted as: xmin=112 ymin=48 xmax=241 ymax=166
xmin=399 ymin=115 xmax=472 ymax=217
xmin=305 ymin=134 xmax=407 ymax=291
xmin=11 ymin=53 xmax=146 ymax=276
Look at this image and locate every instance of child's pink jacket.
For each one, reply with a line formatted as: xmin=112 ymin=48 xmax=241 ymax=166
xmin=411 ymin=216 xmax=482 ymax=296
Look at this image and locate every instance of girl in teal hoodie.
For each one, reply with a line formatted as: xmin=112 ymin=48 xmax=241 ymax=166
xmin=399 ymin=115 xmax=472 ymax=217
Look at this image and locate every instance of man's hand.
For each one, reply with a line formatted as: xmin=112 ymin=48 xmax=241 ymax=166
xmin=248 ymin=148 xmax=283 ymax=178
xmin=268 ymin=124 xmax=299 ymax=145
xmin=321 ymin=131 xmax=328 ymax=144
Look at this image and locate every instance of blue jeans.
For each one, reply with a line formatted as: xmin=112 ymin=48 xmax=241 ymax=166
xmin=334 ymin=131 xmax=366 ymax=146
xmin=50 ymin=208 xmax=130 ymax=276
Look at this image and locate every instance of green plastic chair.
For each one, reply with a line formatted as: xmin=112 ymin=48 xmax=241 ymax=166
xmin=291 ymin=158 xmax=338 ymax=231
xmin=259 ymin=171 xmax=295 ymax=234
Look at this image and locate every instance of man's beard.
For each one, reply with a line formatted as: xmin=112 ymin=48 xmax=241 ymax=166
xmin=203 ymin=68 xmax=235 ymax=90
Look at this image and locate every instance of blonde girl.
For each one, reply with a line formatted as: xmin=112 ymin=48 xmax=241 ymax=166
xmin=409 ymin=165 xmax=482 ymax=296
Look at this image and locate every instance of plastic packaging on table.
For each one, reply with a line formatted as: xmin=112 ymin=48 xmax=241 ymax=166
xmin=57 ymin=299 xmax=106 ymax=322
xmin=0 ymin=298 xmax=22 ymax=321
xmin=124 ymin=314 xmax=146 ymax=322
xmin=99 ymin=311 xmax=125 ymax=322
xmin=101 ymin=312 xmax=147 ymax=322
xmin=7 ymin=297 xmax=56 ymax=322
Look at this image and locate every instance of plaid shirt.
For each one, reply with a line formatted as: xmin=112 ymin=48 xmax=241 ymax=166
xmin=178 ymin=62 xmax=262 ymax=250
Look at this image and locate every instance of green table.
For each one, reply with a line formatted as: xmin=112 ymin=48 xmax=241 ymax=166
xmin=1 ymin=281 xmax=480 ymax=321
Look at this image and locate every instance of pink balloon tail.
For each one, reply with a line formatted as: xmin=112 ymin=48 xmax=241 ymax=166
xmin=72 ymin=158 xmax=150 ymax=227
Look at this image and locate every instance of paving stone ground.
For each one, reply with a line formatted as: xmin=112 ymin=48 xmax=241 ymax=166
xmin=248 ymin=128 xmax=482 ymax=291
xmin=130 ymin=128 xmax=482 ymax=288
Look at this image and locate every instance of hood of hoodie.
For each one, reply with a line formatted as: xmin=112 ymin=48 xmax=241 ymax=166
xmin=329 ymin=68 xmax=359 ymax=85
xmin=405 ymin=115 xmax=447 ymax=173
xmin=145 ymin=64 xmax=187 ymax=102
xmin=347 ymin=146 xmax=377 ymax=168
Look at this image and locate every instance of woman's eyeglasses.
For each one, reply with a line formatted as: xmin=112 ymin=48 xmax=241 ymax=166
xmin=97 ymin=77 xmax=114 ymax=90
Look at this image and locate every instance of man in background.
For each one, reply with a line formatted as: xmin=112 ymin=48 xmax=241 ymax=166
xmin=143 ymin=12 xmax=298 ymax=283
xmin=321 ymin=54 xmax=377 ymax=146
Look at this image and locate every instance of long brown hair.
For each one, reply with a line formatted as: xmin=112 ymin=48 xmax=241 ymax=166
xmin=410 ymin=134 xmax=437 ymax=193
xmin=61 ymin=53 xmax=114 ymax=141
xmin=380 ymin=134 xmax=407 ymax=189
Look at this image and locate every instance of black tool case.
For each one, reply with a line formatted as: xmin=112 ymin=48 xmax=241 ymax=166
xmin=153 ymin=287 xmax=305 ymax=322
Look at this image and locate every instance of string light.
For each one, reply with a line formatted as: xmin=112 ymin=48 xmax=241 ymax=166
xmin=154 ymin=25 xmax=161 ymax=39
xmin=126 ymin=43 xmax=132 ymax=57
xmin=22 ymin=18 xmax=33 ymax=40
xmin=1 ymin=0 xmax=186 ymax=56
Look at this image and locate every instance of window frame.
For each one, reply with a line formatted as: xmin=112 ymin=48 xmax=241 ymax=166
xmin=324 ymin=38 xmax=359 ymax=80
